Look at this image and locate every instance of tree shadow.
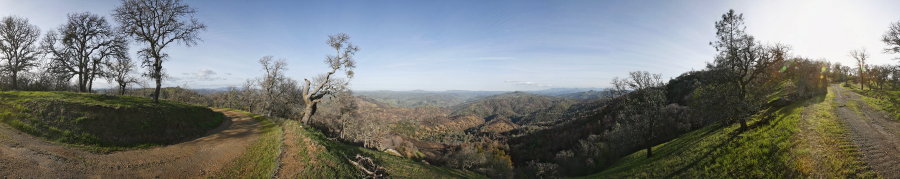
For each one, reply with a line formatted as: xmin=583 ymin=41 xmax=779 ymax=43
xmin=664 ymin=129 xmax=741 ymax=178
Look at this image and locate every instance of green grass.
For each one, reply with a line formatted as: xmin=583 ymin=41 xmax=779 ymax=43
xmin=0 ymin=91 xmax=223 ymax=152
xmin=791 ymin=88 xmax=875 ymax=177
xmin=216 ymin=110 xmax=284 ymax=178
xmin=582 ymin=88 xmax=874 ymax=178
xmin=283 ymin=120 xmax=485 ymax=179
xmin=845 ymin=84 xmax=900 ymax=120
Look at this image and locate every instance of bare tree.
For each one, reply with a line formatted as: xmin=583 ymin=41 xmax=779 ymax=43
xmin=884 ymin=21 xmax=900 ymax=59
xmin=0 ymin=16 xmax=41 ymax=90
xmin=299 ymin=33 xmax=358 ymax=124
xmin=850 ymin=48 xmax=869 ymax=90
xmin=258 ymin=56 xmax=289 ymax=117
xmin=334 ymin=90 xmax=358 ymax=139
xmin=105 ymin=57 xmax=140 ymax=95
xmin=240 ymin=79 xmax=259 ymax=112
xmin=710 ymin=9 xmax=777 ymax=129
xmin=611 ymin=71 xmax=666 ymax=158
xmin=114 ymin=0 xmax=206 ymax=103
xmin=43 ymin=12 xmax=128 ymax=93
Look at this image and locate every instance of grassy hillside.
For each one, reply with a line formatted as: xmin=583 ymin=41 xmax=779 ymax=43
xmin=584 ymin=88 xmax=874 ymax=178
xmin=846 ymin=84 xmax=900 ymax=120
xmin=0 ymin=91 xmax=223 ymax=151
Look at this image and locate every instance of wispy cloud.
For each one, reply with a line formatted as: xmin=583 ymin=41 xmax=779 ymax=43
xmin=473 ymin=56 xmax=516 ymax=61
xmin=504 ymin=80 xmax=552 ymax=87
xmin=178 ymin=69 xmax=226 ymax=81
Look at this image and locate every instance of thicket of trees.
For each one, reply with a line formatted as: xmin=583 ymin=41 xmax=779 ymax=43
xmin=610 ymin=71 xmax=666 ymax=158
xmin=43 ymin=12 xmax=129 ymax=93
xmin=0 ymin=0 xmax=201 ymax=93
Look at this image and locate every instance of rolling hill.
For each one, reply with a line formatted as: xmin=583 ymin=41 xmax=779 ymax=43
xmin=451 ymin=91 xmax=576 ymax=124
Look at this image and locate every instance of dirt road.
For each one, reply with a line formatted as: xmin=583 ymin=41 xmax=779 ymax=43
xmin=0 ymin=109 xmax=261 ymax=178
xmin=831 ymin=85 xmax=900 ymax=178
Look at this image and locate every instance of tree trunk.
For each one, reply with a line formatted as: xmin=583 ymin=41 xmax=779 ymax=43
xmin=152 ymin=56 xmax=163 ymax=103
xmin=740 ymin=118 xmax=747 ymax=130
xmin=78 ymin=74 xmax=86 ymax=92
xmin=266 ymin=99 xmax=274 ymax=117
xmin=10 ymin=71 xmax=17 ymax=90
xmin=738 ymin=83 xmax=749 ymax=130
xmin=88 ymin=76 xmax=94 ymax=93
xmin=153 ymin=76 xmax=161 ymax=103
xmin=119 ymin=84 xmax=127 ymax=95
xmin=301 ymin=102 xmax=318 ymax=124
xmin=646 ymin=119 xmax=654 ymax=158
xmin=860 ymin=70 xmax=866 ymax=90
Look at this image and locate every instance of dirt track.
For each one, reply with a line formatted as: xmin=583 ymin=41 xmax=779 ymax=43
xmin=0 ymin=109 xmax=261 ymax=178
xmin=831 ymin=85 xmax=900 ymax=178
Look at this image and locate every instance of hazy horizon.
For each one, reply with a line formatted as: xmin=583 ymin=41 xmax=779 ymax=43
xmin=2 ymin=0 xmax=899 ymax=91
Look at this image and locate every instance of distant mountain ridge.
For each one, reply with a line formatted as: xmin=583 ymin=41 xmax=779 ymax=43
xmin=355 ymin=88 xmax=606 ymax=108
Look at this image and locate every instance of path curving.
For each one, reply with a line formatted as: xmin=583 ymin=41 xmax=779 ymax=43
xmin=831 ymin=85 xmax=900 ymax=178
xmin=0 ymin=109 xmax=262 ymax=178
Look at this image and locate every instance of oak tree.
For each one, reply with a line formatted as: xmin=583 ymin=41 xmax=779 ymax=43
xmin=0 ymin=16 xmax=41 ymax=90
xmin=299 ymin=33 xmax=358 ymax=124
xmin=850 ymin=48 xmax=869 ymax=90
xmin=113 ymin=0 xmax=206 ymax=102
xmin=44 ymin=12 xmax=128 ymax=93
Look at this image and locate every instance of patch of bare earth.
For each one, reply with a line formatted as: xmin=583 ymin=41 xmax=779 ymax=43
xmin=832 ymin=85 xmax=900 ymax=178
xmin=275 ymin=121 xmax=305 ymax=178
xmin=0 ymin=109 xmax=261 ymax=178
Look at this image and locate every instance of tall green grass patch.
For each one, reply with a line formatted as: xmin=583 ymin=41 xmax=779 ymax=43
xmin=845 ymin=84 xmax=900 ymax=120
xmin=216 ymin=111 xmax=283 ymax=178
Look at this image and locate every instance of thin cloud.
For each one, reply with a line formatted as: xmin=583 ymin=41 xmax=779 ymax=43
xmin=504 ymin=80 xmax=552 ymax=87
xmin=178 ymin=69 xmax=226 ymax=82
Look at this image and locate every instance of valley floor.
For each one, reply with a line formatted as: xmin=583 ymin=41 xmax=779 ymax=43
xmin=587 ymin=85 xmax=898 ymax=178
xmin=0 ymin=109 xmax=262 ymax=178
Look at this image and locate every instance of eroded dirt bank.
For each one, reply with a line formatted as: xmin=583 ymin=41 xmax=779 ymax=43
xmin=0 ymin=109 xmax=261 ymax=178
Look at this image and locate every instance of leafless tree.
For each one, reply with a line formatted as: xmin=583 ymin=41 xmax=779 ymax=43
xmin=105 ymin=57 xmax=140 ymax=95
xmin=884 ymin=21 xmax=900 ymax=59
xmin=113 ymin=0 xmax=206 ymax=102
xmin=258 ymin=56 xmax=289 ymax=117
xmin=0 ymin=16 xmax=41 ymax=90
xmin=299 ymin=33 xmax=358 ymax=124
xmin=43 ymin=12 xmax=128 ymax=93
xmin=240 ymin=79 xmax=259 ymax=112
xmin=710 ymin=9 xmax=777 ymax=129
xmin=332 ymin=90 xmax=358 ymax=139
xmin=611 ymin=71 xmax=666 ymax=158
xmin=850 ymin=48 xmax=869 ymax=90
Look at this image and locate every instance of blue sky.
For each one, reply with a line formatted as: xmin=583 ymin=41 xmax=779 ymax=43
xmin=2 ymin=0 xmax=899 ymax=91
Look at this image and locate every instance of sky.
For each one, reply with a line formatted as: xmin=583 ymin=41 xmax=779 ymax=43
xmin=1 ymin=0 xmax=899 ymax=91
